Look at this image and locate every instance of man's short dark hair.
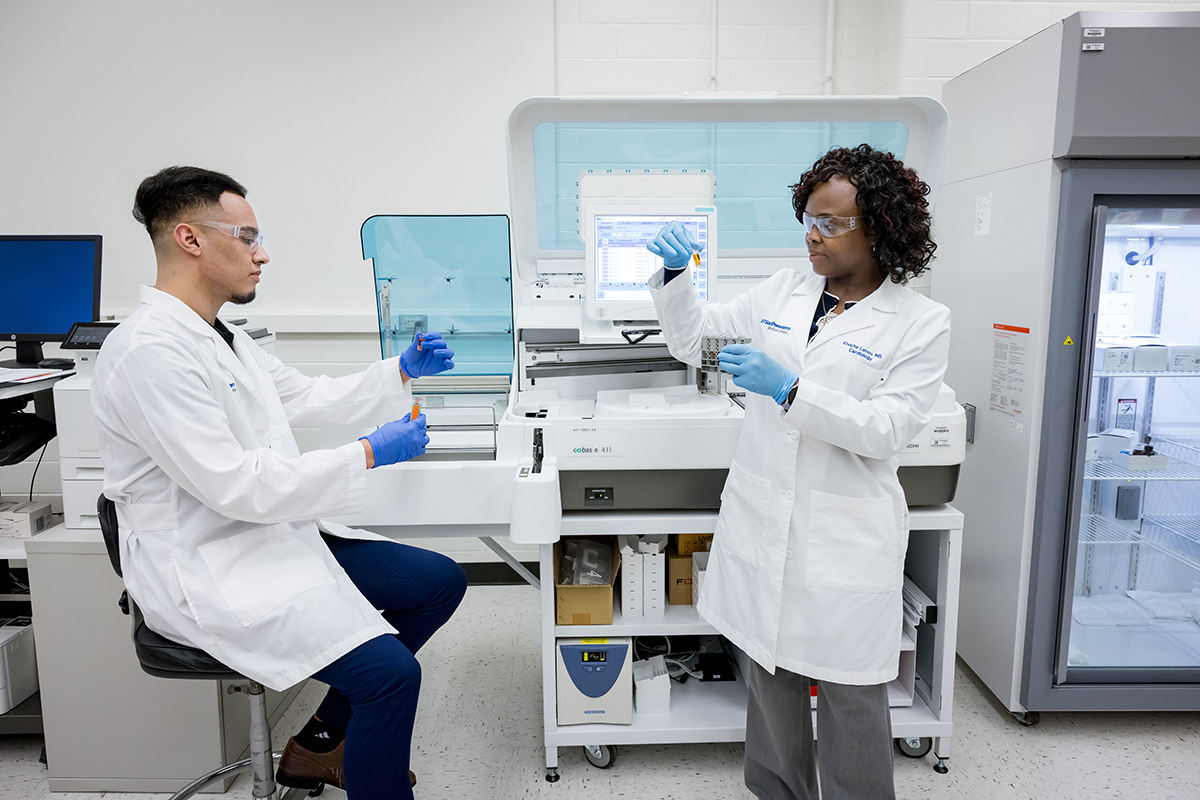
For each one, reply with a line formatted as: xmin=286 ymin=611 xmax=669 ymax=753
xmin=790 ymin=144 xmax=936 ymax=285
xmin=133 ymin=166 xmax=248 ymax=241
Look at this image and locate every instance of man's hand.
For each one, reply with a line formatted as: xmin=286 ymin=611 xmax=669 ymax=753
xmin=400 ymin=332 xmax=454 ymax=379
xmin=360 ymin=413 xmax=429 ymax=468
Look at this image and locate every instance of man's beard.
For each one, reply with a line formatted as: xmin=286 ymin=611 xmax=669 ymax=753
xmin=230 ymin=290 xmax=256 ymax=305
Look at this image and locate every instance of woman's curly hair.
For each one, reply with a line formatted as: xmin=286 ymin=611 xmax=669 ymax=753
xmin=790 ymin=144 xmax=936 ymax=285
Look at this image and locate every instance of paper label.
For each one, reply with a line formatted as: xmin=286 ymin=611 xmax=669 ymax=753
xmin=991 ymin=324 xmax=1030 ymax=419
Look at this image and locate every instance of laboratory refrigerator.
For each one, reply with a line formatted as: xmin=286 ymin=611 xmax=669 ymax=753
xmin=934 ymin=11 xmax=1200 ymax=714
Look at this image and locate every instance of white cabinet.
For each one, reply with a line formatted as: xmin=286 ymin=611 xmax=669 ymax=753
xmin=538 ymin=506 xmax=963 ymax=780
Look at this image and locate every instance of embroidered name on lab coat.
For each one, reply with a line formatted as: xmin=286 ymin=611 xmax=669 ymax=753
xmin=843 ymin=341 xmax=884 ymax=362
xmin=761 ymin=318 xmax=792 ymax=334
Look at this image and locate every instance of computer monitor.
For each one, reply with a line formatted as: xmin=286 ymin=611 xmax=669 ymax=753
xmin=584 ymin=206 xmax=715 ymax=323
xmin=0 ymin=235 xmax=102 ymax=368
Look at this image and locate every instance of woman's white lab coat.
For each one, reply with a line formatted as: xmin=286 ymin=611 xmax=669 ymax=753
xmin=92 ymin=287 xmax=411 ymax=691
xmin=649 ymin=268 xmax=950 ymax=684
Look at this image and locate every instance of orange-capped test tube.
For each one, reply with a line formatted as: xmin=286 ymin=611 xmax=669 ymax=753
xmin=411 ymin=400 xmax=420 ymax=420
xmin=692 ymin=250 xmax=701 ymax=266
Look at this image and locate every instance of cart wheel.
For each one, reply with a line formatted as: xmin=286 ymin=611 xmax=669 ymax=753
xmin=583 ymin=744 xmax=617 ymax=769
xmin=895 ymin=737 xmax=932 ymax=758
xmin=1012 ymin=710 xmax=1041 ymax=727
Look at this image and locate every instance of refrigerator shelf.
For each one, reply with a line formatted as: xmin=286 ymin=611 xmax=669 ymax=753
xmin=1080 ymin=514 xmax=1143 ymax=546
xmin=1081 ymin=515 xmax=1200 ymax=574
xmin=1093 ymin=371 xmax=1200 ymax=379
xmin=1084 ymin=458 xmax=1200 ymax=482
xmin=1144 ymin=514 xmax=1200 ymax=546
xmin=1155 ymin=434 xmax=1200 ymax=455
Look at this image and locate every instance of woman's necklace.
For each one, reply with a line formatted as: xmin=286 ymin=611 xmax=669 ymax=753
xmin=815 ymin=293 xmax=843 ymax=331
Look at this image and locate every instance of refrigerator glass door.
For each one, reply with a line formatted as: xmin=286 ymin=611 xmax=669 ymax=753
xmin=1066 ymin=202 xmax=1200 ymax=678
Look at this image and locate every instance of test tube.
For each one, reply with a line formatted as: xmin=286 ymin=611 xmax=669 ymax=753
xmin=415 ymin=332 xmax=423 ymax=351
xmin=692 ymin=249 xmax=701 ymax=266
xmin=411 ymin=399 xmax=421 ymax=420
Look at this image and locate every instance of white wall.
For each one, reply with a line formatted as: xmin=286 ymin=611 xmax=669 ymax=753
xmin=555 ymin=0 xmax=1200 ymax=98
xmin=4 ymin=0 xmax=1198 ymax=560
xmin=0 ymin=0 xmax=554 ymax=321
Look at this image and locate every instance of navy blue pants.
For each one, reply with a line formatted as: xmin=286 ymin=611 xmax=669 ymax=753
xmin=312 ymin=534 xmax=467 ymax=799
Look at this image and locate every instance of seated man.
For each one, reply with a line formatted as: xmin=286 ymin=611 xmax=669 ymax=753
xmin=93 ymin=166 xmax=466 ymax=799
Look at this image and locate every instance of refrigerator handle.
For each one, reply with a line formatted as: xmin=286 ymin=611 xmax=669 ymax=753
xmin=1080 ymin=311 xmax=1097 ymax=424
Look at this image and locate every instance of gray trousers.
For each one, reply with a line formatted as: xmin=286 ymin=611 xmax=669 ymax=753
xmin=744 ymin=661 xmax=896 ymax=800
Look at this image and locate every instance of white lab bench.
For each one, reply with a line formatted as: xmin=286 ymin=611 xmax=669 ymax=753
xmin=539 ymin=505 xmax=963 ymax=779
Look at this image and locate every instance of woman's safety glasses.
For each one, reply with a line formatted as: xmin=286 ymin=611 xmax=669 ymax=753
xmin=801 ymin=212 xmax=863 ymax=238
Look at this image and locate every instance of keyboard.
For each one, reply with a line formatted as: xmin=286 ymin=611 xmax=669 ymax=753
xmin=0 ymin=413 xmax=57 ymax=466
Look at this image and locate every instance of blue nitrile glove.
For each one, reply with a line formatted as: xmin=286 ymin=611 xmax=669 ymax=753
xmin=718 ymin=344 xmax=798 ymax=405
xmin=361 ymin=413 xmax=428 ymax=467
xmin=400 ymin=331 xmax=455 ymax=378
xmin=646 ymin=221 xmax=703 ymax=270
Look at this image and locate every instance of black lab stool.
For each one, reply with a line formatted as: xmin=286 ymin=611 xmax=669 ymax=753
xmin=97 ymin=494 xmax=309 ymax=799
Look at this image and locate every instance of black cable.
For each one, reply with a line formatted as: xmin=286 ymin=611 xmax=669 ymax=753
xmin=29 ymin=443 xmax=48 ymax=501
xmin=0 ymin=345 xmax=13 ymax=353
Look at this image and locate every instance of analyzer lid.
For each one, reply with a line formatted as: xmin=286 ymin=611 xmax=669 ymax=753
xmin=505 ymin=95 xmax=948 ymax=284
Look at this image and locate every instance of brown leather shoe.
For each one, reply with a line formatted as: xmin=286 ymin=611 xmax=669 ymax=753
xmin=277 ymin=737 xmax=345 ymax=791
xmin=276 ymin=737 xmax=417 ymax=789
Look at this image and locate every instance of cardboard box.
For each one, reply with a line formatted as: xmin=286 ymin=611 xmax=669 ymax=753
xmin=618 ymin=535 xmax=666 ymax=618
xmin=619 ymin=551 xmax=643 ymax=617
xmin=0 ymin=501 xmax=53 ymax=539
xmin=1168 ymin=344 xmax=1200 ymax=372
xmin=667 ymin=544 xmax=693 ymax=605
xmin=1094 ymin=343 xmax=1133 ymax=372
xmin=1133 ymin=343 xmax=1168 ymax=372
xmin=676 ymin=533 xmax=714 ymax=555
xmin=554 ymin=540 xmax=619 ymax=625
xmin=642 ymin=551 xmax=665 ymax=616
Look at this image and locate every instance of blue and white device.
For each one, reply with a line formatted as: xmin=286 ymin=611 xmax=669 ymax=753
xmin=556 ymin=637 xmax=632 ymax=725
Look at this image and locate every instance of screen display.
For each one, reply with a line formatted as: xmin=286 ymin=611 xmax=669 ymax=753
xmin=581 ymin=651 xmax=607 ymax=663
xmin=63 ymin=321 xmax=118 ymax=349
xmin=592 ymin=214 xmax=709 ymax=306
xmin=0 ymin=237 xmax=100 ymax=339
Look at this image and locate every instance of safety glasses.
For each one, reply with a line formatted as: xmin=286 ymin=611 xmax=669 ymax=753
xmin=191 ymin=221 xmax=265 ymax=253
xmin=801 ymin=212 xmax=863 ymax=238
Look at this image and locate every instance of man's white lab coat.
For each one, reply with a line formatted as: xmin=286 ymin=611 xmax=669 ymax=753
xmin=93 ymin=286 xmax=409 ymax=691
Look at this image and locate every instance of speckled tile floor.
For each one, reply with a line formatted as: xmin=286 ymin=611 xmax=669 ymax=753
xmin=2 ymin=584 xmax=1198 ymax=799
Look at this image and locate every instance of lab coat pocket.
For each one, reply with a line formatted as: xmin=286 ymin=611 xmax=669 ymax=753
xmin=804 ymin=491 xmax=900 ymax=593
xmin=126 ymin=502 xmax=178 ymax=532
xmin=715 ymin=466 xmax=772 ymax=567
xmin=826 ymin=354 xmax=884 ymax=399
xmin=198 ymin=526 xmax=337 ymax=627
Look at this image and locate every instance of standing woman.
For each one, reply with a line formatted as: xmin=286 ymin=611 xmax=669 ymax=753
xmin=646 ymin=144 xmax=950 ymax=800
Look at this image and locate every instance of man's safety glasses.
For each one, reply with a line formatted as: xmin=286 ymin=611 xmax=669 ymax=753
xmin=801 ymin=212 xmax=863 ymax=238
xmin=192 ymin=221 xmax=265 ymax=253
